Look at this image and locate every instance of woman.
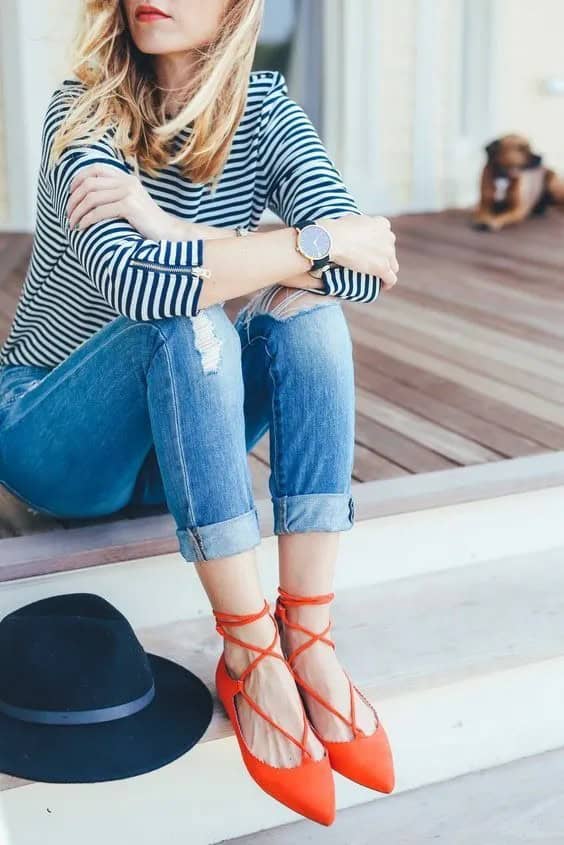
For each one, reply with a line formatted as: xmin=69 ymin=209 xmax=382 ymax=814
xmin=0 ymin=0 xmax=398 ymax=825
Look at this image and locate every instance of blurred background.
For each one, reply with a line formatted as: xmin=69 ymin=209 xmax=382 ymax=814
xmin=1 ymin=0 xmax=564 ymax=229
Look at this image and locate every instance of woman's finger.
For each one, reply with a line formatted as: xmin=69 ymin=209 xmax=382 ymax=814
xmin=74 ymin=200 xmax=126 ymax=230
xmin=67 ymin=175 xmax=121 ymax=218
xmin=379 ymin=260 xmax=397 ymax=289
xmin=69 ymin=188 xmax=125 ymax=229
xmin=69 ymin=163 xmax=128 ymax=193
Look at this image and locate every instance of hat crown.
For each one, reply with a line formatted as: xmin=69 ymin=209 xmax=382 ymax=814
xmin=0 ymin=594 xmax=153 ymax=713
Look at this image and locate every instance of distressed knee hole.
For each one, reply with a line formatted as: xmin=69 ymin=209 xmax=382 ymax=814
xmin=192 ymin=311 xmax=222 ymax=373
xmin=243 ymin=285 xmax=335 ymax=326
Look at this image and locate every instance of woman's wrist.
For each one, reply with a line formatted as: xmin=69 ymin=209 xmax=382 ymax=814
xmin=161 ymin=216 xmax=321 ymax=291
xmin=319 ymin=217 xmax=345 ymax=266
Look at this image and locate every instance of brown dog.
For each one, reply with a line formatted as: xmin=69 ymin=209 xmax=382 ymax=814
xmin=473 ymin=134 xmax=564 ymax=231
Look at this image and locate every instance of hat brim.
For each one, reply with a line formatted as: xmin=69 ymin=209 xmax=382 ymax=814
xmin=0 ymin=654 xmax=213 ymax=783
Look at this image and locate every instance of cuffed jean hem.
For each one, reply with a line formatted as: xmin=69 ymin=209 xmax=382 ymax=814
xmin=175 ymin=506 xmax=262 ymax=562
xmin=272 ymin=492 xmax=355 ymax=534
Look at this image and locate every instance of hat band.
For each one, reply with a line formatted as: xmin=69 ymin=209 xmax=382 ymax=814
xmin=0 ymin=681 xmax=155 ymax=726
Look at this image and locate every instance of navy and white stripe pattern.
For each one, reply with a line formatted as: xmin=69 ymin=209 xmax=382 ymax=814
xmin=0 ymin=70 xmax=380 ymax=368
xmin=257 ymin=73 xmax=380 ymax=303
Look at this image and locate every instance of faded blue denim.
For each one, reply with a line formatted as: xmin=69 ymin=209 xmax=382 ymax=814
xmin=0 ymin=298 xmax=356 ymax=562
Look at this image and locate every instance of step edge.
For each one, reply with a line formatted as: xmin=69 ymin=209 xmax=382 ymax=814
xmin=3 ymin=652 xmax=563 ymax=795
xmin=1 ymin=452 xmax=563 ymax=583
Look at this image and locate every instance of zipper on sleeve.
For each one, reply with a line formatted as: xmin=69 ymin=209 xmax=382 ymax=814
xmin=130 ymin=258 xmax=211 ymax=278
xmin=192 ymin=266 xmax=212 ymax=279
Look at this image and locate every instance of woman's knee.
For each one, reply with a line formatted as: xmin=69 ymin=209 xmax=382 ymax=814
xmin=243 ymin=284 xmax=337 ymax=323
xmin=265 ymin=290 xmax=353 ymax=372
xmin=144 ymin=304 xmax=242 ymax=377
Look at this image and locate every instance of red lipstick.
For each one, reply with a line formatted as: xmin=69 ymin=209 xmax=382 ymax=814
xmin=135 ymin=4 xmax=171 ymax=22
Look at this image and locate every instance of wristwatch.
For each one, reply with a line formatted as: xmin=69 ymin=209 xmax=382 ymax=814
xmin=294 ymin=219 xmax=334 ymax=277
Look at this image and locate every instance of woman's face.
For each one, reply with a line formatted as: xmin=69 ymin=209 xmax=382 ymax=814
xmin=123 ymin=0 xmax=228 ymax=54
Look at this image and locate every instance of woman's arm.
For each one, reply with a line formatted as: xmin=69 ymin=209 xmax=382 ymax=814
xmin=48 ymin=75 xmax=394 ymax=322
xmin=49 ymin=144 xmax=319 ymax=320
xmin=168 ymin=218 xmax=325 ymax=293
xmin=256 ymin=71 xmax=397 ymax=302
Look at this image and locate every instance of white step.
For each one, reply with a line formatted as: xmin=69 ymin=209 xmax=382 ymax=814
xmin=226 ymin=745 xmax=564 ymax=844
xmin=1 ymin=546 xmax=563 ymax=844
xmin=2 ymin=483 xmax=564 ymax=628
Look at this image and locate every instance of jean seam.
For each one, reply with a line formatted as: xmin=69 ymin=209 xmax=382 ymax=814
xmin=267 ymin=345 xmax=286 ymax=504
xmin=147 ymin=328 xmax=199 ymax=547
xmin=270 ymin=492 xmax=355 ymax=534
xmin=176 ymin=505 xmax=261 ymax=562
xmin=247 ymin=333 xmax=285 ymax=505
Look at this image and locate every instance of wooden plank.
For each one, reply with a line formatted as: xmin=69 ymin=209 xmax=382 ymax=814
xmin=350 ymin=451 xmax=564 ymax=519
xmin=372 ymin=315 xmax=564 ymax=402
xmin=351 ymin=324 xmax=564 ymax=427
xmin=395 ymin=211 xmax=564 ymax=281
xmin=352 ymin=342 xmax=564 ymax=450
xmin=352 ymin=444 xmax=408 ymax=481
xmin=248 ymin=453 xmax=270 ymax=499
xmin=354 ymin=413 xmax=458 ymax=473
xmin=355 ymin=388 xmax=500 ymax=465
xmin=0 ymin=484 xmax=63 ymax=538
xmin=354 ymin=363 xmax=543 ymax=458
xmin=388 ymin=274 xmax=564 ymax=349
xmin=249 ymin=431 xmax=270 ymax=465
xmin=371 ymin=295 xmax=564 ymax=370
xmin=392 ymin=285 xmax=564 ymax=355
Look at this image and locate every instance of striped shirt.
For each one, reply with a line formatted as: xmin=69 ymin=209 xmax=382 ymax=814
xmin=0 ymin=70 xmax=380 ymax=369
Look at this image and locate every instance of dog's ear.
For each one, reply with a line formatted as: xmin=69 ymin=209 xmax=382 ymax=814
xmin=485 ymin=139 xmax=500 ymax=163
xmin=527 ymin=152 xmax=543 ymax=168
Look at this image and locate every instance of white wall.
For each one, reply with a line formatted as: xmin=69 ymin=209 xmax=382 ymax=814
xmin=323 ymin=0 xmax=468 ymax=216
xmin=492 ymin=0 xmax=564 ymax=173
xmin=0 ymin=50 xmax=7 ymax=222
xmin=323 ymin=0 xmax=564 ymax=215
xmin=0 ymin=0 xmax=78 ymax=229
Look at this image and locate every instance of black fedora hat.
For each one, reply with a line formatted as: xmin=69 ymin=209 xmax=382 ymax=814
xmin=0 ymin=593 xmax=213 ymax=783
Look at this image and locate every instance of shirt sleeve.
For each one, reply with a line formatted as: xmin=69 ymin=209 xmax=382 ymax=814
xmin=44 ymin=91 xmax=207 ymax=321
xmin=257 ymin=71 xmax=380 ymax=304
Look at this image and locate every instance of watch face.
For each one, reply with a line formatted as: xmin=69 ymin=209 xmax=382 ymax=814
xmin=299 ymin=225 xmax=332 ymax=260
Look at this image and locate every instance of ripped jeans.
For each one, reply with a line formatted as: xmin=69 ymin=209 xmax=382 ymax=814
xmin=0 ymin=286 xmax=356 ymax=562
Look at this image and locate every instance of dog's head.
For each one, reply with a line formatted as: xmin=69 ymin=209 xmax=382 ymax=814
xmin=485 ymin=134 xmax=543 ymax=177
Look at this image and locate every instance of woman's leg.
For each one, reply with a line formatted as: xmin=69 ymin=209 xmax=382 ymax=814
xmin=0 ymin=306 xmax=322 ymax=767
xmin=235 ymin=288 xmax=376 ymax=741
xmin=194 ymin=550 xmax=324 ymax=766
xmin=0 ymin=305 xmax=260 ymax=558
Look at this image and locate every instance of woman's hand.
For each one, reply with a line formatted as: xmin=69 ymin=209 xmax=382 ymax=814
xmin=320 ymin=213 xmax=399 ymax=290
xmin=66 ymin=163 xmax=182 ymax=242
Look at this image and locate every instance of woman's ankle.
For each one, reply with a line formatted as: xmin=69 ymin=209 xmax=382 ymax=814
xmin=280 ymin=605 xmax=331 ymax=649
xmin=222 ymin=614 xmax=281 ymax=677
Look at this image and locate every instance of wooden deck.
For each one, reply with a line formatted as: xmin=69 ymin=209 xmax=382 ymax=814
xmin=340 ymin=207 xmax=564 ymax=479
xmin=232 ymin=206 xmax=564 ymax=484
xmin=1 ymin=207 xmax=564 ymax=540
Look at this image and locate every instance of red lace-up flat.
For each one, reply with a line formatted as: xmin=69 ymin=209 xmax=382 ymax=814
xmin=213 ymin=598 xmax=336 ymax=825
xmin=274 ymin=588 xmax=395 ymax=794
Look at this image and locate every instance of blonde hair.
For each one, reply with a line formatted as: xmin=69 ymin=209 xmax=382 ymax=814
xmin=49 ymin=0 xmax=264 ymax=190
